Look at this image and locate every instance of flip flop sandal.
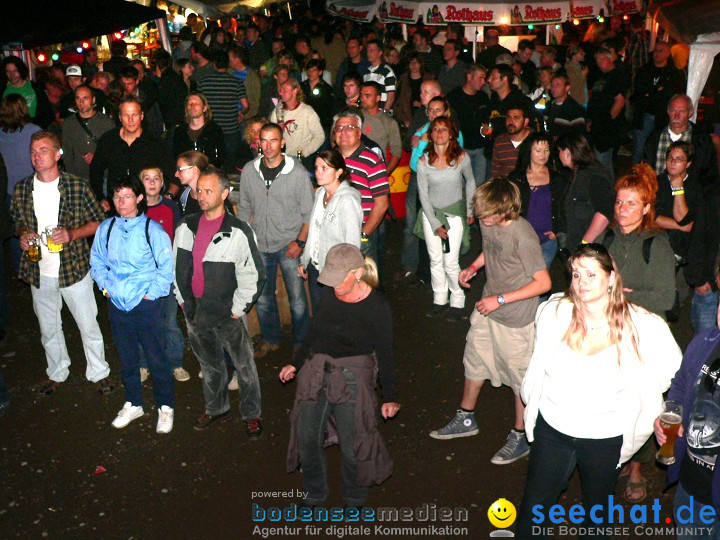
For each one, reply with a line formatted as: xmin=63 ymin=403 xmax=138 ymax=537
xmin=39 ymin=380 xmax=62 ymax=396
xmin=624 ymin=479 xmax=648 ymax=503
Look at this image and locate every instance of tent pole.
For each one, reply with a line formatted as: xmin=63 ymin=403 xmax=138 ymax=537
xmin=155 ymin=17 xmax=172 ymax=53
xmin=287 ymin=2 xmax=292 ymax=20
xmin=546 ymin=24 xmax=550 ymax=45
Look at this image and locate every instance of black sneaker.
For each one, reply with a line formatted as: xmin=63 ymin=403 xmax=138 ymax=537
xmin=194 ymin=410 xmax=230 ymax=431
xmin=446 ymin=307 xmax=464 ymax=322
xmin=426 ymin=303 xmax=449 ymax=318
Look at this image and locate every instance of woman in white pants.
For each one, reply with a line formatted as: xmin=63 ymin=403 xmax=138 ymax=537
xmin=415 ymin=116 xmax=475 ymax=322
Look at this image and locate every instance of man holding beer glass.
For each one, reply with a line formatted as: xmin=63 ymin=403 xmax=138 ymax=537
xmin=10 ymin=131 xmax=113 ymax=396
xmin=655 ymin=293 xmax=720 ymax=537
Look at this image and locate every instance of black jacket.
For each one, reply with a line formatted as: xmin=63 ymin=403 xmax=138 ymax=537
xmin=510 ymin=168 xmax=567 ymax=235
xmin=172 ymin=120 xmax=225 ymax=167
xmin=155 ymin=69 xmax=187 ymax=129
xmin=301 ymin=79 xmax=335 ymax=130
xmin=643 ymin=122 xmax=719 ymax=187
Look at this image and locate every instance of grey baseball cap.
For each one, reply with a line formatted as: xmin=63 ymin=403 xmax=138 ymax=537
xmin=318 ymin=244 xmax=365 ymax=287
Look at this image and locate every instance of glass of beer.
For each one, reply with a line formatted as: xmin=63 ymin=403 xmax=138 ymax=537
xmin=656 ymin=400 xmax=683 ymax=465
xmin=28 ymin=237 xmax=42 ymax=263
xmin=42 ymin=226 xmax=64 ymax=253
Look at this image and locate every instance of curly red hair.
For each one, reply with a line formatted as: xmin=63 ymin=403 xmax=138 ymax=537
xmin=614 ymin=163 xmax=659 ymax=233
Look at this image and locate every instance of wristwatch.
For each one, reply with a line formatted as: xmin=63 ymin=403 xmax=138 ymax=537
xmin=497 ymin=294 xmax=506 ymax=305
xmin=295 ymin=238 xmax=306 ymax=249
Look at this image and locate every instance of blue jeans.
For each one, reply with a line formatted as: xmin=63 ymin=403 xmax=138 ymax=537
xmin=633 ymin=113 xmax=655 ymax=164
xmin=307 ymin=263 xmax=323 ymax=313
xmin=362 ymin=221 xmax=386 ymax=284
xmin=297 ymin=367 xmax=368 ymax=507
xmin=595 ymin=148 xmax=615 ymax=181
xmin=139 ymin=294 xmax=185 ymax=370
xmin=465 ymin=147 xmax=487 ymax=187
xmin=540 ymin=238 xmax=558 ymax=269
xmin=691 ymin=289 xmax=719 ymax=334
xmin=108 ymin=299 xmax=174 ymax=408
xmin=674 ymin=483 xmax=720 ymax=540
xmin=186 ymin=314 xmax=260 ymax=418
xmin=401 ymin=175 xmax=419 ymax=274
xmin=517 ymin=414 xmax=623 ymax=539
xmin=257 ymin=246 xmax=310 ymax=347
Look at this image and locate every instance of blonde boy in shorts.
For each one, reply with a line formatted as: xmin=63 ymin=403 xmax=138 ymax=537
xmin=429 ymin=177 xmax=551 ymax=465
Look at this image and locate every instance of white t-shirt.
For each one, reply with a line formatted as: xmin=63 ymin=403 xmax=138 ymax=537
xmin=538 ymin=342 xmax=626 ymax=439
xmin=33 ymin=175 xmax=61 ymax=278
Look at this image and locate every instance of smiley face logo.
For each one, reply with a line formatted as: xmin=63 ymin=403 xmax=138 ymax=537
xmin=488 ymin=498 xmax=516 ymax=529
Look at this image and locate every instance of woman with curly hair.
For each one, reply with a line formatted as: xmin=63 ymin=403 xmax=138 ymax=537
xmin=517 ymin=243 xmax=682 ymax=538
xmin=415 ymin=116 xmax=474 ymax=321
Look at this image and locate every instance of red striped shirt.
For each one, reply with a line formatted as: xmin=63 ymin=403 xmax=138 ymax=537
xmin=343 ymin=144 xmax=390 ymax=223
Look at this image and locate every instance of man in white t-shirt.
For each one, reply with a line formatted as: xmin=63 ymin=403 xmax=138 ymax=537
xmin=9 ymin=131 xmax=113 ymax=396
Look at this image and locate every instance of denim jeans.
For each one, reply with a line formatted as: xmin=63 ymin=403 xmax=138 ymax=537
xmin=595 ymin=147 xmax=615 ymax=181
xmin=422 ymin=213 xmax=464 ymax=308
xmin=186 ymin=314 xmax=261 ymax=419
xmin=139 ymin=294 xmax=185 ymax=370
xmin=31 ymin=273 xmax=109 ymax=383
xmin=297 ymin=367 xmax=368 ymax=507
xmin=465 ymin=147 xmax=487 ymax=187
xmin=517 ymin=414 xmax=623 ymax=539
xmin=257 ymin=246 xmax=310 ymax=347
xmin=632 ymin=113 xmax=655 ymax=165
xmin=674 ymin=483 xmax=720 ymax=540
xmin=691 ymin=289 xmax=719 ymax=334
xmin=401 ymin=174 xmax=419 ymax=274
xmin=307 ymin=263 xmax=323 ymax=313
xmin=108 ymin=298 xmax=174 ymax=408
xmin=540 ymin=238 xmax=558 ymax=270
xmin=362 ymin=221 xmax=386 ymax=284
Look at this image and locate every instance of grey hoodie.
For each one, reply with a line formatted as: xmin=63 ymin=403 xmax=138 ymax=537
xmin=237 ymin=155 xmax=314 ymax=252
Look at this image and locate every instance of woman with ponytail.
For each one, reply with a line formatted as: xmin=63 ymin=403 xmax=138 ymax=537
xmin=280 ymin=244 xmax=399 ymax=511
xmin=516 ymin=243 xmax=681 ymax=538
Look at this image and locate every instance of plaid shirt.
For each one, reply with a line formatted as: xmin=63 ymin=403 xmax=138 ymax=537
xmin=654 ymin=127 xmax=691 ymax=173
xmin=10 ymin=172 xmax=105 ymax=288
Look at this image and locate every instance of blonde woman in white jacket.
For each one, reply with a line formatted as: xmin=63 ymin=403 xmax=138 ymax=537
xmin=516 ymin=243 xmax=682 ymax=539
xmin=298 ymin=149 xmax=362 ymax=308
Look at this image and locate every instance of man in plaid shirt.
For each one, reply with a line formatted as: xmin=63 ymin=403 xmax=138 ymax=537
xmin=10 ymin=131 xmax=114 ymax=396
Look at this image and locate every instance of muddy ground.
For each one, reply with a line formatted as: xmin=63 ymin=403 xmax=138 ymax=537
xmin=0 ymin=218 xmax=696 ymax=540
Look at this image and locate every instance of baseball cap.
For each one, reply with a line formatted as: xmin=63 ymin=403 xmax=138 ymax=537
xmin=66 ymin=65 xmax=82 ymax=77
xmin=318 ymin=244 xmax=365 ymax=287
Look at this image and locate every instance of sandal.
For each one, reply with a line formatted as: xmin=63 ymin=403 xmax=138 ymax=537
xmin=97 ymin=377 xmax=115 ymax=395
xmin=38 ymin=379 xmax=62 ymax=396
xmin=624 ymin=478 xmax=648 ymax=503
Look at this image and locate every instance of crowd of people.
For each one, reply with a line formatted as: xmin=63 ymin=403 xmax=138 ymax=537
xmin=2 ymin=7 xmax=720 ymax=531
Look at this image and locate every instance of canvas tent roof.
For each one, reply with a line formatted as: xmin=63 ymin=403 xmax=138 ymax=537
xmin=0 ymin=0 xmax=165 ymax=49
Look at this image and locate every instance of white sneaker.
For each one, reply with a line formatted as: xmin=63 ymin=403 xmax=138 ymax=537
xmin=228 ymin=372 xmax=239 ymax=391
xmin=173 ymin=367 xmax=190 ymax=382
xmin=140 ymin=368 xmax=150 ymax=382
xmin=112 ymin=402 xmax=144 ymax=429
xmin=156 ymin=405 xmax=174 ymax=434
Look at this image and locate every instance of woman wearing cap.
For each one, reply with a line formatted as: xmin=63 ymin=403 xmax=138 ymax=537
xmin=280 ymin=244 xmax=399 ymax=510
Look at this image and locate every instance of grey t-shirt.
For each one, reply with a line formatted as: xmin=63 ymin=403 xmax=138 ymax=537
xmin=480 ymin=217 xmax=546 ymax=327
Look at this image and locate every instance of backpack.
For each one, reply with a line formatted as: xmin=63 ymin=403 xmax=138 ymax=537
xmin=105 ymin=216 xmax=156 ymax=267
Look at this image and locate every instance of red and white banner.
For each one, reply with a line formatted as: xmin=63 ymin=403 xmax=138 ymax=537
xmin=376 ymin=0 xmax=419 ymax=23
xmin=571 ymin=0 xmax=641 ymax=20
xmin=326 ymin=0 xmax=376 ymax=22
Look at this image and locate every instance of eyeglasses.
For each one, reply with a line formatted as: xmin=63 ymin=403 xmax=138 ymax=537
xmin=335 ymin=125 xmax=359 ymax=132
xmin=176 ymin=165 xmax=194 ymax=172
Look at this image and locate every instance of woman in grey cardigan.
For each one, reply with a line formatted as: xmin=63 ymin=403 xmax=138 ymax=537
xmin=298 ymin=149 xmax=362 ymax=308
xmin=415 ymin=116 xmax=475 ymax=322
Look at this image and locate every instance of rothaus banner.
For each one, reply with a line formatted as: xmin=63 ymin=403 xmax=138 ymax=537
xmin=570 ymin=0 xmax=642 ymax=20
xmin=376 ymin=1 xmax=569 ymax=26
xmin=326 ymin=0 xmax=376 ymax=22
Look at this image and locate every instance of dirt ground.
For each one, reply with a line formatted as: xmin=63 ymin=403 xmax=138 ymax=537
xmin=0 ymin=219 xmax=697 ymax=539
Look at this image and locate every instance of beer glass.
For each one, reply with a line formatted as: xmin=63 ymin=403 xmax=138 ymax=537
xmin=41 ymin=226 xmax=64 ymax=253
xmin=656 ymin=400 xmax=683 ymax=465
xmin=28 ymin=237 xmax=42 ymax=263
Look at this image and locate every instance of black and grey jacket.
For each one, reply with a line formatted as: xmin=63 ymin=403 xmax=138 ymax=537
xmin=174 ymin=212 xmax=265 ymax=327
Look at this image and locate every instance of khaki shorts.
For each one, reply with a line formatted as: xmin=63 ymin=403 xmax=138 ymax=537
xmin=462 ymin=310 xmax=535 ymax=394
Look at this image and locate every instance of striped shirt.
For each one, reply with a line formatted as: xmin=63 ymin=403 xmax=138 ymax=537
xmin=490 ymin=133 xmax=524 ymax=179
xmin=197 ymin=72 xmax=246 ymax=135
xmin=343 ymin=144 xmax=390 ymax=223
xmin=364 ymin=63 xmax=396 ymax=105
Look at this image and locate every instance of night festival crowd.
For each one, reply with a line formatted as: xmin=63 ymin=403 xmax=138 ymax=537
xmin=4 ymin=5 xmax=720 ymax=537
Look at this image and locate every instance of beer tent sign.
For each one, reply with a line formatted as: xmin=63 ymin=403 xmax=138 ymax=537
xmin=327 ymin=0 xmax=642 ymax=25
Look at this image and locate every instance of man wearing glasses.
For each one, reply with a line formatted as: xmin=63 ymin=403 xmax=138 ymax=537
xmin=90 ymin=97 xmax=177 ymax=212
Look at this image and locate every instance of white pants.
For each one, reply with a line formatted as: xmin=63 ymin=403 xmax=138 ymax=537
xmin=422 ymin=213 xmax=465 ymax=308
xmin=31 ymin=273 xmax=109 ymax=383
